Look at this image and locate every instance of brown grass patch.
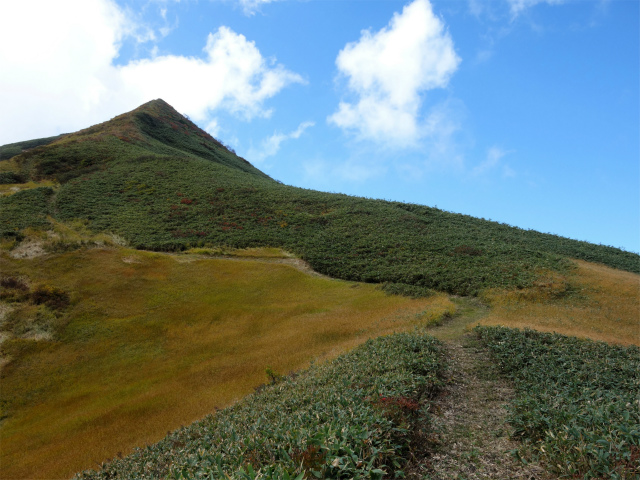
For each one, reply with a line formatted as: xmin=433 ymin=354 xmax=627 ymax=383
xmin=0 ymin=247 xmax=455 ymax=480
xmin=479 ymin=260 xmax=639 ymax=346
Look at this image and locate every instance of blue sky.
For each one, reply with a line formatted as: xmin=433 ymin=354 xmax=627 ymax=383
xmin=1 ymin=0 xmax=638 ymax=252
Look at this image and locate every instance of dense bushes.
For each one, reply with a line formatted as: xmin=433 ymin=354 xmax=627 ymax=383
xmin=0 ymin=172 xmax=26 ymax=184
xmin=380 ymin=282 xmax=436 ymax=299
xmin=476 ymin=326 xmax=640 ymax=479
xmin=0 ymin=134 xmax=64 ymax=161
xmin=0 ymin=187 xmax=53 ymax=237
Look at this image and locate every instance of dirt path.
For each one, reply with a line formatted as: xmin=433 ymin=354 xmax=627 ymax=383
xmin=413 ymin=300 xmax=555 ymax=479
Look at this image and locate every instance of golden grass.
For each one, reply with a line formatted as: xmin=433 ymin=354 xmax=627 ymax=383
xmin=479 ymin=259 xmax=640 ymax=346
xmin=0 ymin=247 xmax=455 ymax=480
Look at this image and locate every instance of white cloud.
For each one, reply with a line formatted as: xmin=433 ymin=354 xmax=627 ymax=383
xmin=506 ymin=0 xmax=564 ymax=17
xmin=119 ymin=26 xmax=303 ymax=122
xmin=0 ymin=0 xmax=302 ymax=145
xmin=237 ymin=0 xmax=280 ymax=16
xmin=472 ymin=146 xmax=513 ymax=176
xmin=248 ymin=121 xmax=314 ymax=163
xmin=205 ymin=118 xmax=221 ymax=137
xmin=328 ymin=0 xmax=460 ymax=148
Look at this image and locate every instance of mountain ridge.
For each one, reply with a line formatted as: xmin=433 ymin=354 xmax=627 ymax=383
xmin=1 ymin=99 xmax=638 ymax=296
xmin=1 ymin=99 xmax=269 ymax=183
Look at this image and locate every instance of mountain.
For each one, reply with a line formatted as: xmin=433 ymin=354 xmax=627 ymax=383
xmin=0 ymin=99 xmax=267 ymax=182
xmin=1 ymin=99 xmax=637 ymax=295
xmin=1 ymin=100 xmax=638 ymax=480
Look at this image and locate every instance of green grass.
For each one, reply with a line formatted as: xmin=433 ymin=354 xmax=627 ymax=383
xmin=476 ymin=326 xmax=640 ymax=479
xmin=74 ymin=332 xmax=446 ymax=480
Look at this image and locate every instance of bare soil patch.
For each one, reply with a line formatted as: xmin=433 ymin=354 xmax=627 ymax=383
xmin=9 ymin=240 xmax=46 ymax=259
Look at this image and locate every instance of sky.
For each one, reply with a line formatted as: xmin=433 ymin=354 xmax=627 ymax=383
xmin=1 ymin=0 xmax=638 ymax=252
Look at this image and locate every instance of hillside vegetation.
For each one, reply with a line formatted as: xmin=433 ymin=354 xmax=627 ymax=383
xmin=0 ymin=134 xmax=65 ymax=163
xmin=0 ymin=100 xmax=637 ymax=297
xmin=71 ymin=326 xmax=639 ymax=480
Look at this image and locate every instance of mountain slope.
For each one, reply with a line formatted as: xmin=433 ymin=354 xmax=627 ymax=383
xmin=6 ymin=99 xmax=269 ymax=183
xmin=1 ymin=100 xmax=637 ymax=295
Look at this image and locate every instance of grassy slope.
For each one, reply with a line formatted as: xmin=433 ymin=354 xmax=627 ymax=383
xmin=0 ymin=100 xmax=637 ymax=297
xmin=0 ymin=247 xmax=454 ymax=480
xmin=75 ymin=332 xmax=447 ymax=480
xmin=3 ymin=99 xmax=267 ymax=183
xmin=479 ymin=259 xmax=640 ymax=345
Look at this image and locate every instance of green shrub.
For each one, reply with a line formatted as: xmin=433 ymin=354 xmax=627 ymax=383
xmin=0 ymin=187 xmax=53 ymax=237
xmin=381 ymin=282 xmax=435 ymax=299
xmin=0 ymin=172 xmax=26 ymax=184
xmin=476 ymin=326 xmax=640 ymax=479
